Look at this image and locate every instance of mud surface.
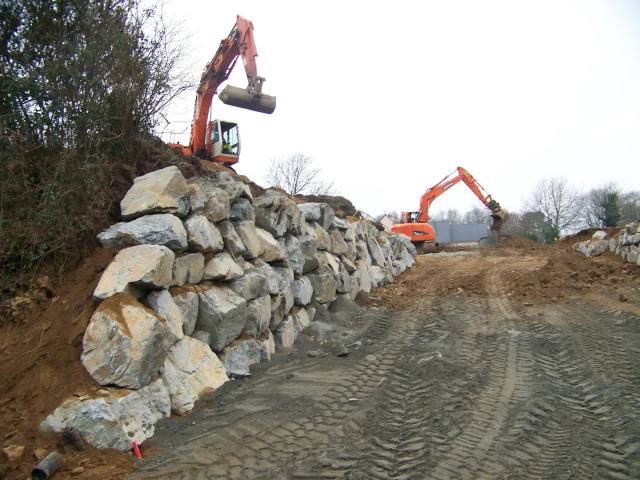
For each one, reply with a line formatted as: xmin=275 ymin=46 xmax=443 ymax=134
xmin=131 ymin=247 xmax=640 ymax=480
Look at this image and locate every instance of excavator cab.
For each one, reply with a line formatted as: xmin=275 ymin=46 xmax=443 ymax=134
xmin=208 ymin=119 xmax=240 ymax=165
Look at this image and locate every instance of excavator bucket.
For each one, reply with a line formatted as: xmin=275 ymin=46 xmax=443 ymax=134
xmin=219 ymin=85 xmax=276 ymax=114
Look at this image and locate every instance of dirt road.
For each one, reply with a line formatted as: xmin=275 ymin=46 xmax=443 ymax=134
xmin=133 ymin=247 xmax=640 ymax=480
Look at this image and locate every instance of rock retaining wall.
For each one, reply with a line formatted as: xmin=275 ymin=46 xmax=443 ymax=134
xmin=40 ymin=166 xmax=417 ymax=450
xmin=573 ymin=221 xmax=640 ymax=265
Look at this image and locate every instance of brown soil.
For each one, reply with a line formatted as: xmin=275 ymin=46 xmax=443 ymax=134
xmin=0 ymin=248 xmax=135 ymax=479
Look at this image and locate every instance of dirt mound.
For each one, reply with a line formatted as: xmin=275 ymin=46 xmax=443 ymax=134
xmin=0 ymin=248 xmax=134 ymax=479
xmin=294 ymin=194 xmax=357 ymax=218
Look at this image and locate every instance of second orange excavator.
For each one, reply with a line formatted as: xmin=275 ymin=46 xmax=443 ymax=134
xmin=392 ymin=167 xmax=505 ymax=250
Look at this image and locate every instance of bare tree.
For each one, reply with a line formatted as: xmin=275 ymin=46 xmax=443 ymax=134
xmin=620 ymin=191 xmax=640 ymax=225
xmin=463 ymin=206 xmax=490 ymax=224
xmin=266 ymin=153 xmax=335 ymax=195
xmin=527 ymin=177 xmax=582 ymax=239
xmin=581 ymin=183 xmax=622 ymax=228
xmin=430 ymin=208 xmax=461 ymax=223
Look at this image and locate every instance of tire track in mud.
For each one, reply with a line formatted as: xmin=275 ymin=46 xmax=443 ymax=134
xmin=133 ymin=308 xmax=425 ymax=479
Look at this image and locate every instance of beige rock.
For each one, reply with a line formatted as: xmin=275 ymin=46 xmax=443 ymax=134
xmin=274 ymin=316 xmax=295 ymax=350
xmin=184 ymin=214 xmax=224 ymax=253
xmin=93 ymin=245 xmax=174 ymax=300
xmin=314 ymin=223 xmax=331 ymax=251
xmin=196 ymin=286 xmax=248 ymax=351
xmin=171 ymin=289 xmax=199 ymax=336
xmin=162 ymin=337 xmax=229 ymax=414
xmin=3 ymin=444 xmax=24 ymax=462
xmin=203 ymin=252 xmax=244 ymax=281
xmin=256 ymin=227 xmax=286 ymax=262
xmin=120 ymin=166 xmax=190 ymax=219
xmin=146 ymin=290 xmax=185 ymax=340
xmin=329 ymin=228 xmax=349 ymax=256
xmin=257 ymin=329 xmax=276 ymax=360
xmin=234 ymin=221 xmax=264 ymax=259
xmin=81 ymin=295 xmax=177 ymax=389
xmin=172 ymin=253 xmax=205 ymax=286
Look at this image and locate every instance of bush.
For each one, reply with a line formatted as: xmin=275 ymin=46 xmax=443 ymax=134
xmin=0 ymin=0 xmax=190 ymax=299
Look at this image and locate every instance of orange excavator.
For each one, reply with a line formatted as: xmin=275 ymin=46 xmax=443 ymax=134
xmin=392 ymin=167 xmax=505 ymax=250
xmin=170 ymin=16 xmax=276 ymax=165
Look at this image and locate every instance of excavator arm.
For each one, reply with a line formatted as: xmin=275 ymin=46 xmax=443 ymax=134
xmin=417 ymin=167 xmax=505 ymax=231
xmin=189 ymin=16 xmax=275 ymax=157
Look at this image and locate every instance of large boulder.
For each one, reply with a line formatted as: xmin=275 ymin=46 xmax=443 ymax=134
xmin=290 ymin=307 xmax=312 ymax=337
xmin=162 ymin=337 xmax=229 ymax=414
xmin=243 ymin=295 xmax=272 ymax=338
xmin=217 ymin=220 xmax=247 ymax=257
xmin=307 ymin=270 xmax=337 ymax=304
xmin=253 ymin=190 xmax=301 ymax=237
xmin=367 ymin=237 xmax=387 ymax=267
xmin=269 ymin=285 xmax=294 ymax=330
xmin=219 ymin=336 xmax=268 ymax=377
xmin=314 ymin=223 xmax=332 ymax=251
xmin=184 ymin=214 xmax=224 ymax=253
xmin=97 ymin=214 xmax=188 ymax=251
xmin=203 ymin=252 xmax=244 ymax=281
xmin=93 ymin=245 xmax=174 ymax=300
xmin=204 ymin=187 xmax=231 ymax=222
xmin=120 ymin=166 xmax=190 ymax=220
xmin=298 ymin=203 xmax=335 ymax=231
xmin=215 ymin=172 xmax=253 ymax=201
xmin=280 ymin=235 xmax=304 ymax=275
xmin=329 ymin=228 xmax=350 ymax=256
xmin=274 ymin=316 xmax=295 ymax=350
xmin=292 ymin=276 xmax=313 ymax=306
xmin=251 ymin=259 xmax=292 ymax=295
xmin=257 ymin=330 xmax=276 ymax=361
xmin=229 ymin=198 xmax=256 ymax=222
xmin=40 ymin=379 xmax=170 ymax=451
xmin=196 ymin=286 xmax=247 ymax=352
xmin=229 ymin=266 xmax=268 ymax=301
xmin=81 ymin=295 xmax=177 ymax=389
xmin=256 ymin=227 xmax=286 ymax=262
xmin=172 ymin=253 xmax=205 ymax=286
xmin=146 ymin=290 xmax=185 ymax=340
xmin=171 ymin=289 xmax=199 ymax=336
xmin=234 ymin=221 xmax=264 ymax=259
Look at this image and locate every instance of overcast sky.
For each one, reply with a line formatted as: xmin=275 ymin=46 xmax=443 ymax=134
xmin=161 ymin=0 xmax=640 ymax=217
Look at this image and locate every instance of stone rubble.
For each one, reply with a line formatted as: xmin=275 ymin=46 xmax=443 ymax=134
xmin=574 ymin=223 xmax=640 ymax=266
xmin=45 ymin=166 xmax=417 ymax=451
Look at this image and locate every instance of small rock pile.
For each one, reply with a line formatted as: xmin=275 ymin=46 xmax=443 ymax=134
xmin=573 ymin=222 xmax=640 ymax=265
xmin=40 ymin=166 xmax=416 ymax=451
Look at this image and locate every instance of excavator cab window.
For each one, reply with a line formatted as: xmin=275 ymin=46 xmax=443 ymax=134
xmin=220 ymin=121 xmax=239 ymax=155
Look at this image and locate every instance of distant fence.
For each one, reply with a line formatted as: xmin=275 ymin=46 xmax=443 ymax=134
xmin=432 ymin=221 xmax=489 ymax=244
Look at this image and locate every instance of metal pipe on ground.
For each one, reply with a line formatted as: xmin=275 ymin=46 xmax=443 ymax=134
xmin=31 ymin=451 xmax=63 ymax=480
xmin=218 ymin=85 xmax=276 ymax=114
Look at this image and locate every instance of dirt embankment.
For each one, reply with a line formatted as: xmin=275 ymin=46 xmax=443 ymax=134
xmin=0 ymin=249 xmax=134 ymax=479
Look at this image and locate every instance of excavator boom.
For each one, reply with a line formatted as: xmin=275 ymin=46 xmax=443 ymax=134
xmin=174 ymin=15 xmax=276 ymax=162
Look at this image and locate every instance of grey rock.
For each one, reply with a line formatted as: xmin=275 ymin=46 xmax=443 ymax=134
xmin=367 ymin=237 xmax=387 ymax=267
xmin=97 ymin=214 xmax=188 ymax=251
xmin=234 ymin=221 xmax=264 ymax=259
xmin=81 ymin=295 xmax=176 ymax=389
xmin=196 ymin=286 xmax=248 ymax=352
xmin=329 ymin=228 xmax=350 ymax=256
xmin=243 ymin=295 xmax=272 ymax=338
xmin=274 ymin=316 xmax=295 ymax=350
xmin=203 ymin=252 xmax=244 ymax=281
xmin=172 ymin=253 xmax=205 ymax=286
xmin=162 ymin=337 xmax=229 ymax=414
xmin=253 ymin=190 xmax=293 ymax=237
xmin=40 ymin=379 xmax=170 ymax=451
xmin=219 ymin=337 xmax=268 ymax=377
xmin=146 ymin=290 xmax=185 ymax=340
xmin=280 ymin=234 xmax=305 ymax=275
xmin=307 ymin=270 xmax=337 ymax=304
xmin=217 ymin=220 xmax=246 ymax=257
xmin=215 ymin=172 xmax=253 ymax=201
xmin=184 ymin=214 xmax=224 ymax=253
xmin=120 ymin=166 xmax=190 ymax=220
xmin=292 ymin=277 xmax=313 ymax=306
xmin=230 ymin=266 xmax=268 ymax=301
xmin=592 ymin=230 xmax=608 ymax=240
xmin=204 ymin=187 xmax=231 ymax=222
xmin=332 ymin=217 xmax=348 ymax=230
xmin=314 ymin=223 xmax=331 ymax=251
xmin=94 ymin=245 xmax=175 ymax=300
xmin=191 ymin=330 xmax=211 ymax=344
xmin=298 ymin=203 xmax=322 ymax=222
xmin=229 ymin=197 xmax=256 ymax=222
xmin=290 ymin=306 xmax=311 ymax=337
xmin=172 ymin=289 xmax=199 ymax=335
